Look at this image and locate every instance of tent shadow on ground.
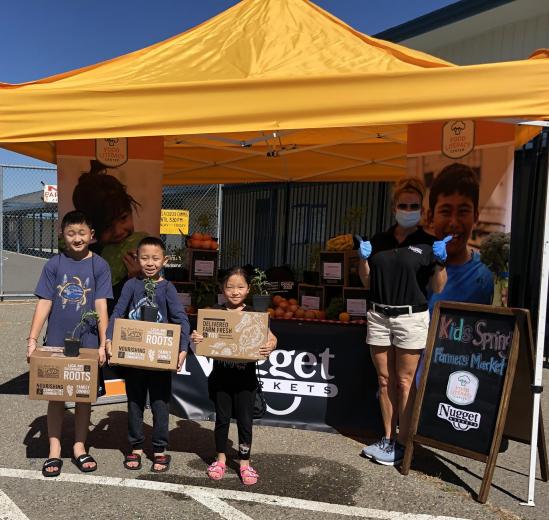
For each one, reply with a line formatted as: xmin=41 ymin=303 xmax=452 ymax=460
xmin=169 ymin=419 xmax=232 ymax=468
xmin=24 ymin=409 xmax=135 ymax=459
xmin=0 ymin=371 xmax=29 ymax=395
xmin=407 ymin=444 xmax=478 ymax=499
xmin=408 ymin=444 xmax=531 ymax=502
xmin=138 ymin=452 xmax=364 ymax=506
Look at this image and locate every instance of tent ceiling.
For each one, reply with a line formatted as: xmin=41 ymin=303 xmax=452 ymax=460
xmin=0 ymin=0 xmax=546 ymax=184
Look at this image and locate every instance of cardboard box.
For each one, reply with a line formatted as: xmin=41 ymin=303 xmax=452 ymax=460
xmin=29 ymin=348 xmax=99 ymax=403
xmin=173 ymin=281 xmax=196 ymax=308
xmin=188 ymin=249 xmax=219 ymax=282
xmin=297 ymin=284 xmax=325 ymax=310
xmin=110 ymin=319 xmax=181 ymax=370
xmin=320 ymin=250 xmax=360 ymax=286
xmin=343 ymin=286 xmax=370 ymax=318
xmin=195 ymin=309 xmax=269 ymax=361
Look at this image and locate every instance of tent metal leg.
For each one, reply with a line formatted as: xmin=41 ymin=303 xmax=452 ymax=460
xmin=521 ymin=151 xmax=549 ymax=506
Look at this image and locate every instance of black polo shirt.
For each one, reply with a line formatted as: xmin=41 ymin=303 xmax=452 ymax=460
xmin=369 ymin=225 xmax=436 ymax=306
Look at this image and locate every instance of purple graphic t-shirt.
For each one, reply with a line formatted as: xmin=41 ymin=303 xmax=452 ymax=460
xmin=34 ymin=252 xmax=112 ymax=348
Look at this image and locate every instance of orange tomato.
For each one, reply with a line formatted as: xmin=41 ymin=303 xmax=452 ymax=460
xmin=288 ymin=298 xmax=298 ymax=306
xmin=210 ymin=241 xmax=218 ymax=250
xmin=284 ymin=311 xmax=294 ymax=319
xmin=289 ymin=304 xmax=298 ymax=313
xmin=294 ymin=308 xmax=306 ymax=318
xmin=339 ymin=312 xmax=351 ymax=322
xmin=278 ymin=300 xmax=289 ymax=310
xmin=191 ymin=232 xmax=203 ymax=241
xmin=275 ymin=307 xmax=285 ymax=317
xmin=272 ymin=295 xmax=283 ymax=306
xmin=304 ymin=310 xmax=316 ymax=319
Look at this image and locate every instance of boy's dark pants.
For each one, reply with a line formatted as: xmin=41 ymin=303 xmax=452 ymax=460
xmin=123 ymin=367 xmax=171 ymax=453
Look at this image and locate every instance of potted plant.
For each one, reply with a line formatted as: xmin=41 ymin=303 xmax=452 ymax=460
xmin=64 ymin=310 xmax=100 ymax=357
xmin=141 ymin=277 xmax=159 ymax=322
xmin=250 ymin=268 xmax=271 ymax=312
xmin=194 ymin=280 xmax=218 ymax=309
xmin=480 ymin=232 xmax=510 ymax=307
xmin=303 ymin=243 xmax=321 ymax=285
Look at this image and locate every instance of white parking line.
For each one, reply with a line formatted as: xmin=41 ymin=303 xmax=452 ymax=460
xmin=0 ymin=489 xmax=30 ymax=520
xmin=185 ymin=488 xmax=255 ymax=520
xmin=0 ymin=467 xmax=471 ymax=520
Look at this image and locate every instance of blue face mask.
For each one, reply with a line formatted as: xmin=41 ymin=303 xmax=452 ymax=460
xmin=395 ymin=209 xmax=421 ymax=228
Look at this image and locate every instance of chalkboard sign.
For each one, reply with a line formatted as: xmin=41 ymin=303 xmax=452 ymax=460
xmin=401 ymin=302 xmax=547 ymax=504
xmin=416 ymin=306 xmax=515 ymax=455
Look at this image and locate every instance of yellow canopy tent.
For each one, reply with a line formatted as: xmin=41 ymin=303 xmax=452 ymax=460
xmin=1 ymin=0 xmax=548 ymax=504
xmin=0 ymin=0 xmax=544 ymax=184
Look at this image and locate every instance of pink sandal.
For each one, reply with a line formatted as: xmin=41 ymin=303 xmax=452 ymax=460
xmin=207 ymin=461 xmax=226 ymax=481
xmin=240 ymin=465 xmax=259 ymax=486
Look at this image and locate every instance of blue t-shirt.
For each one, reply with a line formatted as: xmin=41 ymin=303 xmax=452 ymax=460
xmin=428 ymin=251 xmax=494 ymax=312
xmin=106 ymin=277 xmax=190 ymax=352
xmin=34 ymin=252 xmax=113 ymax=348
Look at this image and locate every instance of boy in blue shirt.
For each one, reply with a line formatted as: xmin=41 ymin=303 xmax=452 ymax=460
xmin=427 ymin=163 xmax=494 ymax=311
xmin=27 ymin=210 xmax=112 ymax=477
xmin=106 ymin=236 xmax=190 ymax=473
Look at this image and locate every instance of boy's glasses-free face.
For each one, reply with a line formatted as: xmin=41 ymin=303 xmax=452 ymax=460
xmin=396 ymin=203 xmax=421 ymax=211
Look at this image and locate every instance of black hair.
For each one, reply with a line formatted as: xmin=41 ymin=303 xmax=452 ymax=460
xmin=137 ymin=236 xmax=166 ymax=253
xmin=72 ymin=159 xmax=140 ymax=239
xmin=61 ymin=210 xmax=94 ymax=231
xmin=429 ymin=163 xmax=480 ymax=212
xmin=221 ymin=266 xmax=250 ymax=286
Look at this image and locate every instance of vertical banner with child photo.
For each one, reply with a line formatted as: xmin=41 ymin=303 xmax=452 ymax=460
xmin=407 ymin=120 xmax=515 ymax=310
xmin=57 ymin=137 xmax=164 ymax=401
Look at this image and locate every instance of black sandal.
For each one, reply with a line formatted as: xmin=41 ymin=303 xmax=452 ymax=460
xmin=72 ymin=453 xmax=97 ymax=473
xmin=151 ymin=454 xmax=171 ymax=473
xmin=42 ymin=458 xmax=63 ymax=477
xmin=123 ymin=453 xmax=142 ymax=470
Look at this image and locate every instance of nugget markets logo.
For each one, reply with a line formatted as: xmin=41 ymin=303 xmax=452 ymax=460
xmin=183 ymin=347 xmax=338 ymax=416
xmin=437 ymin=402 xmax=481 ymax=431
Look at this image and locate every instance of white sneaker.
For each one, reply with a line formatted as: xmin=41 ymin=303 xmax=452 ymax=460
xmin=372 ymin=440 xmax=405 ymax=466
xmin=361 ymin=437 xmax=390 ymax=459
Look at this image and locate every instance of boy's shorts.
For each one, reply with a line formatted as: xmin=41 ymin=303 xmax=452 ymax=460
xmin=366 ymin=309 xmax=429 ymax=350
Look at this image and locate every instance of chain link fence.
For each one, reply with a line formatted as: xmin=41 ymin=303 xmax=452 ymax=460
xmin=0 ymin=164 xmax=220 ymax=298
xmin=0 ymin=164 xmax=58 ymax=298
xmin=161 ymin=184 xmax=221 ymax=262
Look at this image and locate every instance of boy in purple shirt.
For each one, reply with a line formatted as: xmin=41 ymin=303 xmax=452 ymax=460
xmin=106 ymin=236 xmax=190 ymax=473
xmin=27 ymin=211 xmax=112 ymax=477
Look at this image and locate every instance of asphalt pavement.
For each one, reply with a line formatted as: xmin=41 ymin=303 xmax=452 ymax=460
xmin=1 ymin=301 xmax=548 ymax=520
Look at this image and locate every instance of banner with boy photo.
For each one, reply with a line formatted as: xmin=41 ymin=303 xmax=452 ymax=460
xmin=57 ymin=137 xmax=164 ymax=402
xmin=407 ymin=121 xmax=514 ymax=309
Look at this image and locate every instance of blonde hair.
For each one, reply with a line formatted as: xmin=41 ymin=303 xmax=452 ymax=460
xmin=392 ymin=178 xmax=425 ymax=207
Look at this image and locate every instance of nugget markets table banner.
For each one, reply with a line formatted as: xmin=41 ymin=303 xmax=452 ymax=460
xmin=172 ymin=320 xmax=381 ymax=433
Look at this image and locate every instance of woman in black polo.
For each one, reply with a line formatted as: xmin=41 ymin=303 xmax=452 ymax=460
xmin=358 ymin=178 xmax=450 ymax=466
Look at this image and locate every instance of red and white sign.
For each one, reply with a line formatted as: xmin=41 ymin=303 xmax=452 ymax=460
xmin=43 ymin=184 xmax=58 ymax=203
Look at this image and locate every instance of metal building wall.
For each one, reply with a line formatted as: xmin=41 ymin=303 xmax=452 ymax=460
xmin=428 ymin=13 xmax=549 ymax=64
xmin=221 ymin=182 xmax=392 ymax=274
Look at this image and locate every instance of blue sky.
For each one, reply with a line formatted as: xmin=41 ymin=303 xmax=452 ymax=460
xmin=0 ymin=0 xmax=456 ymax=175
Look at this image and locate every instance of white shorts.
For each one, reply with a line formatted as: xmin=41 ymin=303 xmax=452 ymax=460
xmin=366 ymin=309 xmax=429 ymax=350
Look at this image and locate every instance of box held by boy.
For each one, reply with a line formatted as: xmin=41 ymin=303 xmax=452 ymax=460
xmin=29 ymin=348 xmax=99 ymax=403
xmin=196 ymin=309 xmax=269 ymax=361
xmin=110 ymin=319 xmax=181 ymax=370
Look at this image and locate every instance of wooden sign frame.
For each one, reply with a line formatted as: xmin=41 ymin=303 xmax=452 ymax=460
xmin=401 ymin=302 xmax=548 ymax=504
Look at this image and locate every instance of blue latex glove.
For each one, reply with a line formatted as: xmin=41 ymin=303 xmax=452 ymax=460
xmin=358 ymin=239 xmax=372 ymax=260
xmin=433 ymin=235 xmax=453 ymax=263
